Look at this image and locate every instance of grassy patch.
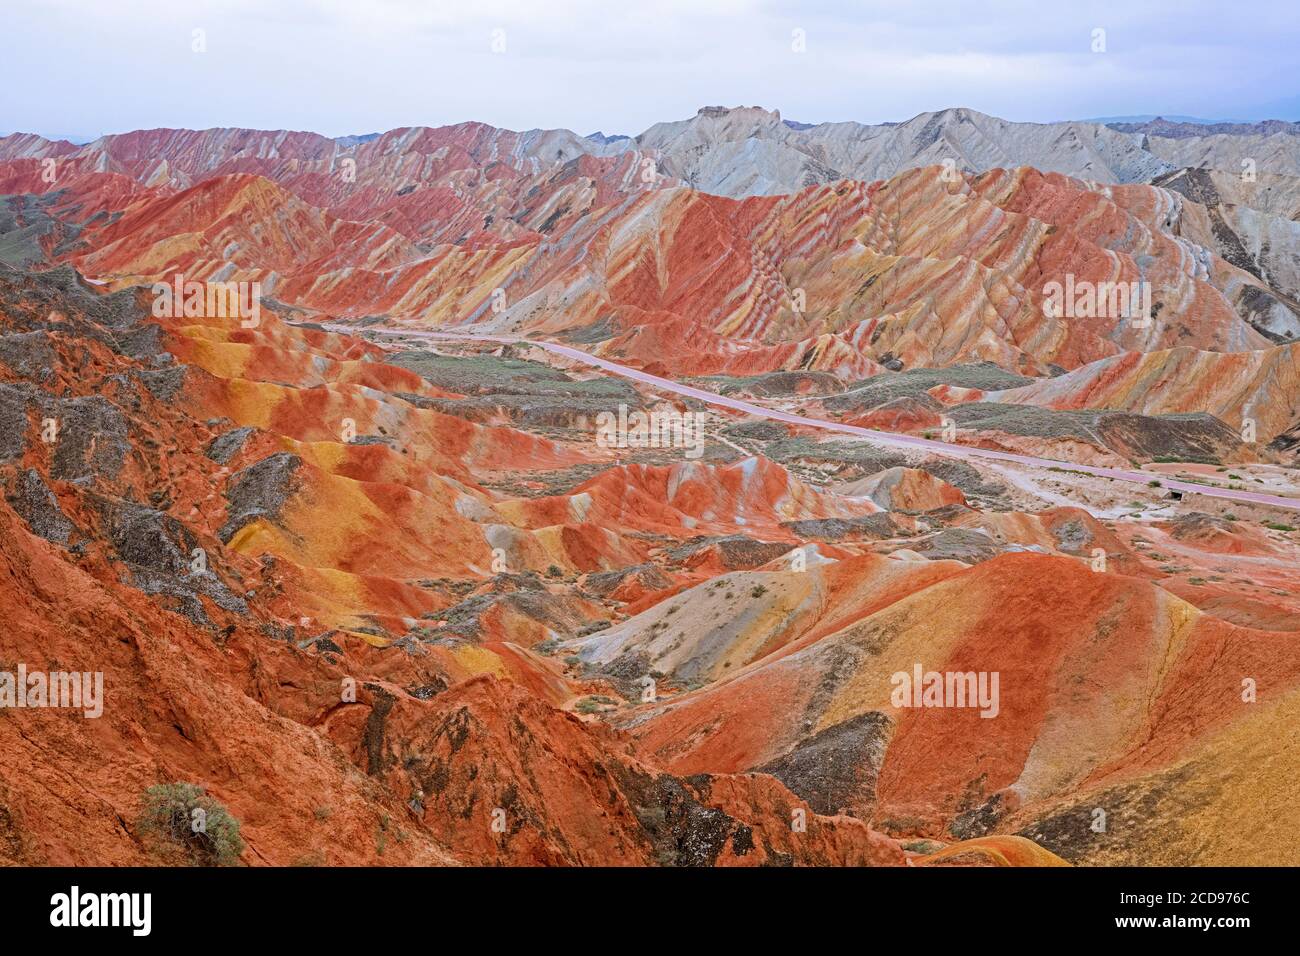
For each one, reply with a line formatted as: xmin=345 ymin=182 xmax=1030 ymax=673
xmin=575 ymin=695 xmax=618 ymax=715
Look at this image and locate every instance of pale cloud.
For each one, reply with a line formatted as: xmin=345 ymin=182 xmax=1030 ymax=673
xmin=1 ymin=0 xmax=1296 ymax=141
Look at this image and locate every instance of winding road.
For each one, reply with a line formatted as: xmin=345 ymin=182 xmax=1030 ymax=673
xmin=335 ymin=325 xmax=1300 ymax=513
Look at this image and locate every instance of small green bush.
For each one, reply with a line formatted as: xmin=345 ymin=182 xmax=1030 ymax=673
xmin=139 ymin=782 xmax=244 ymax=866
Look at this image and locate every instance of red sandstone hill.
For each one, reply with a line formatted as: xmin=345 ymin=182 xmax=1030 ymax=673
xmin=4 ymin=125 xmax=1297 ymax=441
xmin=616 ymin=551 xmax=1300 ymax=864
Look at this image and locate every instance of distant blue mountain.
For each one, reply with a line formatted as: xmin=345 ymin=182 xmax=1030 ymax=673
xmin=1082 ymin=115 xmax=1243 ymax=125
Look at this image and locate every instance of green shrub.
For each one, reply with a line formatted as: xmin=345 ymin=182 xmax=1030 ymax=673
xmin=902 ymin=839 xmax=945 ymax=854
xmin=139 ymin=782 xmax=244 ymax=866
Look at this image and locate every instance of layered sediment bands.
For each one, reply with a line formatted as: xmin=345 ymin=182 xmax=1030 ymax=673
xmin=5 ymin=108 xmax=1296 ymax=202
xmin=4 ymin=123 xmax=1295 ymax=426
xmin=836 ymin=466 xmax=966 ymax=512
xmin=915 ymin=835 xmax=1070 ymax=867
xmin=1136 ymin=125 xmax=1300 ymax=179
xmin=565 ymin=553 xmax=970 ymax=689
xmin=624 ymin=553 xmax=1300 ymax=860
xmin=1149 ymin=166 xmax=1300 ymax=333
xmin=501 ymin=456 xmax=882 ymax=539
xmin=989 ymin=342 xmax=1300 ymax=442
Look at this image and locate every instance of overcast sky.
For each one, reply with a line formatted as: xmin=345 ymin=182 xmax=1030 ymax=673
xmin=3 ymin=0 xmax=1297 ymax=141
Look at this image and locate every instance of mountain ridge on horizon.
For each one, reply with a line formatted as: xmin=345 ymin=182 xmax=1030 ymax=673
xmin=8 ymin=103 xmax=1300 ymax=152
xmin=7 ymin=104 xmax=1300 ymax=217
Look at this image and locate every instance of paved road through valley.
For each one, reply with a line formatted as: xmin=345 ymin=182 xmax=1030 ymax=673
xmin=335 ymin=325 xmax=1300 ymax=513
